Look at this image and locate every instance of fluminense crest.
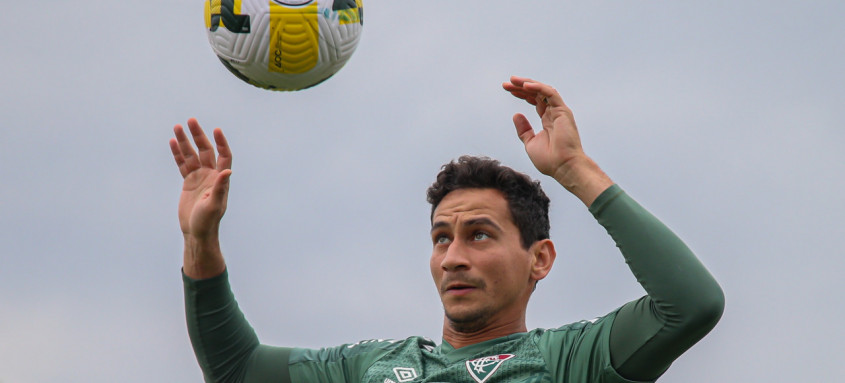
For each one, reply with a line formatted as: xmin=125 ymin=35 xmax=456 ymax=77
xmin=465 ymin=354 xmax=515 ymax=383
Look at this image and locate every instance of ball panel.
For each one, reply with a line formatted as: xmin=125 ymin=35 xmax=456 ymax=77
xmin=268 ymin=2 xmax=320 ymax=74
xmin=205 ymin=0 xmax=363 ymax=91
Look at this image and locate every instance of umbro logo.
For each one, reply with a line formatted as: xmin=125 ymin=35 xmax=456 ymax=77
xmin=465 ymin=354 xmax=515 ymax=383
xmin=393 ymin=367 xmax=418 ymax=382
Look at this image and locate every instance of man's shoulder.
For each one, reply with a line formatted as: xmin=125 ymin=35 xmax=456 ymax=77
xmin=532 ymin=313 xmax=619 ymax=342
xmin=344 ymin=336 xmax=436 ymax=354
xmin=291 ymin=336 xmax=435 ymax=363
xmin=545 ymin=316 xmax=606 ymax=331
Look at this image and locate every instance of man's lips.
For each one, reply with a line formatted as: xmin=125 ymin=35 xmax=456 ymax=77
xmin=445 ymin=287 xmax=476 ymax=296
xmin=442 ymin=282 xmax=480 ymax=295
xmin=441 ymin=275 xmax=485 ymax=294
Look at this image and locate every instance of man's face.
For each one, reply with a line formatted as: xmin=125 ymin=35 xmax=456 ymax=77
xmin=429 ymin=188 xmax=536 ymax=332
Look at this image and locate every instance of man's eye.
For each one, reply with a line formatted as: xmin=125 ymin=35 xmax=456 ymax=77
xmin=434 ymin=235 xmax=451 ymax=245
xmin=472 ymin=232 xmax=490 ymax=241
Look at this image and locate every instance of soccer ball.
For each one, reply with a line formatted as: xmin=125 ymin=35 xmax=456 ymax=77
xmin=204 ymin=0 xmax=363 ymax=91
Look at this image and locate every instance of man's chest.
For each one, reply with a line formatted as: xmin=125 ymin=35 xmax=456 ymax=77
xmin=362 ymin=341 xmax=552 ymax=383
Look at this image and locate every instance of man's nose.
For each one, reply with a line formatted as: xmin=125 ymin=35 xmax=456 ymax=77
xmin=440 ymin=240 xmax=470 ymax=271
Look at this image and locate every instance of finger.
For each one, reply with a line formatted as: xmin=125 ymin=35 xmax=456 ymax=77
xmin=519 ymin=82 xmax=565 ymax=119
xmin=502 ymin=78 xmax=532 ymax=94
xmin=504 ymin=76 xmax=549 ymax=108
xmin=534 ymin=93 xmax=548 ymax=118
xmin=213 ymin=128 xmax=232 ymax=171
xmin=169 ymin=138 xmax=189 ymax=178
xmin=513 ymin=113 xmax=536 ymax=145
xmin=503 ymin=75 xmax=540 ymax=94
xmin=174 ymin=124 xmax=201 ymax=173
xmin=503 ymin=83 xmax=540 ymax=106
xmin=505 ymin=86 xmax=547 ymax=116
xmin=521 ymin=81 xmax=565 ymax=108
xmin=505 ymin=88 xmax=539 ymax=105
xmin=187 ymin=118 xmax=217 ymax=169
xmin=508 ymin=75 xmax=537 ymax=88
xmin=211 ymin=169 xmax=233 ymax=206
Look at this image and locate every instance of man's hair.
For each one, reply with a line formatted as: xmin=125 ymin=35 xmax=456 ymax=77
xmin=426 ymin=155 xmax=551 ymax=249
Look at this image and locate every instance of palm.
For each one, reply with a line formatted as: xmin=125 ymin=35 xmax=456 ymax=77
xmin=536 ymin=111 xmax=581 ymax=171
xmin=505 ymin=78 xmax=584 ymax=178
xmin=179 ymin=168 xmax=227 ymax=238
xmin=169 ymin=119 xmax=232 ymax=240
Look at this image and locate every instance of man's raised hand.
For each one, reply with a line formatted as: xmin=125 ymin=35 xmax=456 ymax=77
xmin=503 ymin=76 xmax=612 ymax=206
xmin=502 ymin=76 xmax=585 ymax=180
xmin=170 ymin=118 xmax=231 ymax=278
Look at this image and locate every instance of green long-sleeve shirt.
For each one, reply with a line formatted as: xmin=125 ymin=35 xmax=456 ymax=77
xmin=183 ymin=185 xmax=724 ymax=382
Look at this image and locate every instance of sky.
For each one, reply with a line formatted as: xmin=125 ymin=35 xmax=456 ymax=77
xmin=1 ymin=1 xmax=843 ymax=382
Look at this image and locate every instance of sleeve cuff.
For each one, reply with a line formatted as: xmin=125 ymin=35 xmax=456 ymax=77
xmin=588 ymin=184 xmax=624 ymax=217
xmin=182 ymin=267 xmax=229 ymax=291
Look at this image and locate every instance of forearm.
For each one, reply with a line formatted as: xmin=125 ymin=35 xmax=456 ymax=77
xmin=183 ymin=270 xmax=260 ymax=383
xmin=183 ymin=235 xmax=227 ymax=279
xmin=590 ymin=185 xmax=724 ymax=380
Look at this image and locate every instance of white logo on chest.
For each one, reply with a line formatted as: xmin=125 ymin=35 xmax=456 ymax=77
xmin=393 ymin=367 xmax=418 ymax=382
xmin=465 ymin=354 xmax=515 ymax=383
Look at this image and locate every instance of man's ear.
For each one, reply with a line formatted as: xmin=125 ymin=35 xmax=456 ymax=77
xmin=529 ymin=239 xmax=556 ymax=282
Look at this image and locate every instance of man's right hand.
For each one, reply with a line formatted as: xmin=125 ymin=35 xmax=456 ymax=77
xmin=503 ymin=76 xmax=613 ymax=207
xmin=170 ymin=118 xmax=232 ymax=279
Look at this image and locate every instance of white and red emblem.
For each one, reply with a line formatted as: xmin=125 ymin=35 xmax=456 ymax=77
xmin=465 ymin=354 xmax=515 ymax=383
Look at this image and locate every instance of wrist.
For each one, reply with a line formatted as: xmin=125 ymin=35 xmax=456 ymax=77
xmin=552 ymin=155 xmax=614 ymax=207
xmin=182 ymin=234 xmax=226 ymax=279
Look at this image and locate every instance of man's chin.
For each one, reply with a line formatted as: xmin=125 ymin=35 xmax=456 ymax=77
xmin=445 ymin=309 xmax=492 ymax=333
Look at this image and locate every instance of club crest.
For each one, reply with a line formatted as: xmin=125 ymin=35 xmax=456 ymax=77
xmin=465 ymin=354 xmax=515 ymax=383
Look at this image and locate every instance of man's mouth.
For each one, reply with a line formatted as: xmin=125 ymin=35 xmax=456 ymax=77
xmin=444 ymin=283 xmax=477 ymax=295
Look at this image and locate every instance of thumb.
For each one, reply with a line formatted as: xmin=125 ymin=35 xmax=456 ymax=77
xmin=211 ymin=169 xmax=232 ymax=204
xmin=513 ymin=113 xmax=535 ymax=146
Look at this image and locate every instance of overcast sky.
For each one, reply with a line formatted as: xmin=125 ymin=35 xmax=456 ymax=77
xmin=2 ymin=1 xmax=843 ymax=382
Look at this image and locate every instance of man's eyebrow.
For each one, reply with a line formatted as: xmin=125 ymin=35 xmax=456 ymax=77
xmin=430 ymin=217 xmax=503 ymax=233
xmin=430 ymin=221 xmax=449 ymax=233
xmin=464 ymin=217 xmax=502 ymax=232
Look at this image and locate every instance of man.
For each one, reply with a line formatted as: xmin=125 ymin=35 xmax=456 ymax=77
xmin=170 ymin=76 xmax=724 ymax=382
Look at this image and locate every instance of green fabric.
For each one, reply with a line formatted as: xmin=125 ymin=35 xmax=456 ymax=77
xmin=589 ymin=185 xmax=724 ymax=380
xmin=288 ymin=320 xmax=639 ymax=383
xmin=183 ymin=270 xmax=262 ymax=382
xmin=182 ymin=184 xmax=724 ymax=382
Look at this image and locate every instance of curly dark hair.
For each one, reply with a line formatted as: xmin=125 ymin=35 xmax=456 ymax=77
xmin=426 ymin=156 xmax=550 ymax=249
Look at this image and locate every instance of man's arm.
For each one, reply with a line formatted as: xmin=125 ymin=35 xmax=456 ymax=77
xmin=170 ymin=121 xmax=392 ymax=383
xmin=590 ymin=184 xmax=724 ymax=380
xmin=504 ymin=77 xmax=724 ymax=380
xmin=183 ymin=270 xmax=292 ymax=382
xmin=171 ymin=120 xmax=292 ymax=382
xmin=170 ymin=118 xmax=231 ymax=279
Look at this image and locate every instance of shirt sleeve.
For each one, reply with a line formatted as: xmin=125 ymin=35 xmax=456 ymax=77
xmin=286 ymin=340 xmax=397 ymax=382
xmin=588 ymin=185 xmax=725 ymax=381
xmin=537 ymin=314 xmax=650 ymax=383
xmin=183 ymin=270 xmax=293 ymax=383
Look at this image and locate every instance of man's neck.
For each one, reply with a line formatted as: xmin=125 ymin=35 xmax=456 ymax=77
xmin=441 ymin=315 xmax=528 ymax=349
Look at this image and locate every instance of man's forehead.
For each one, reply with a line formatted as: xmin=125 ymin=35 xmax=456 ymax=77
xmin=432 ymin=188 xmax=510 ymax=223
